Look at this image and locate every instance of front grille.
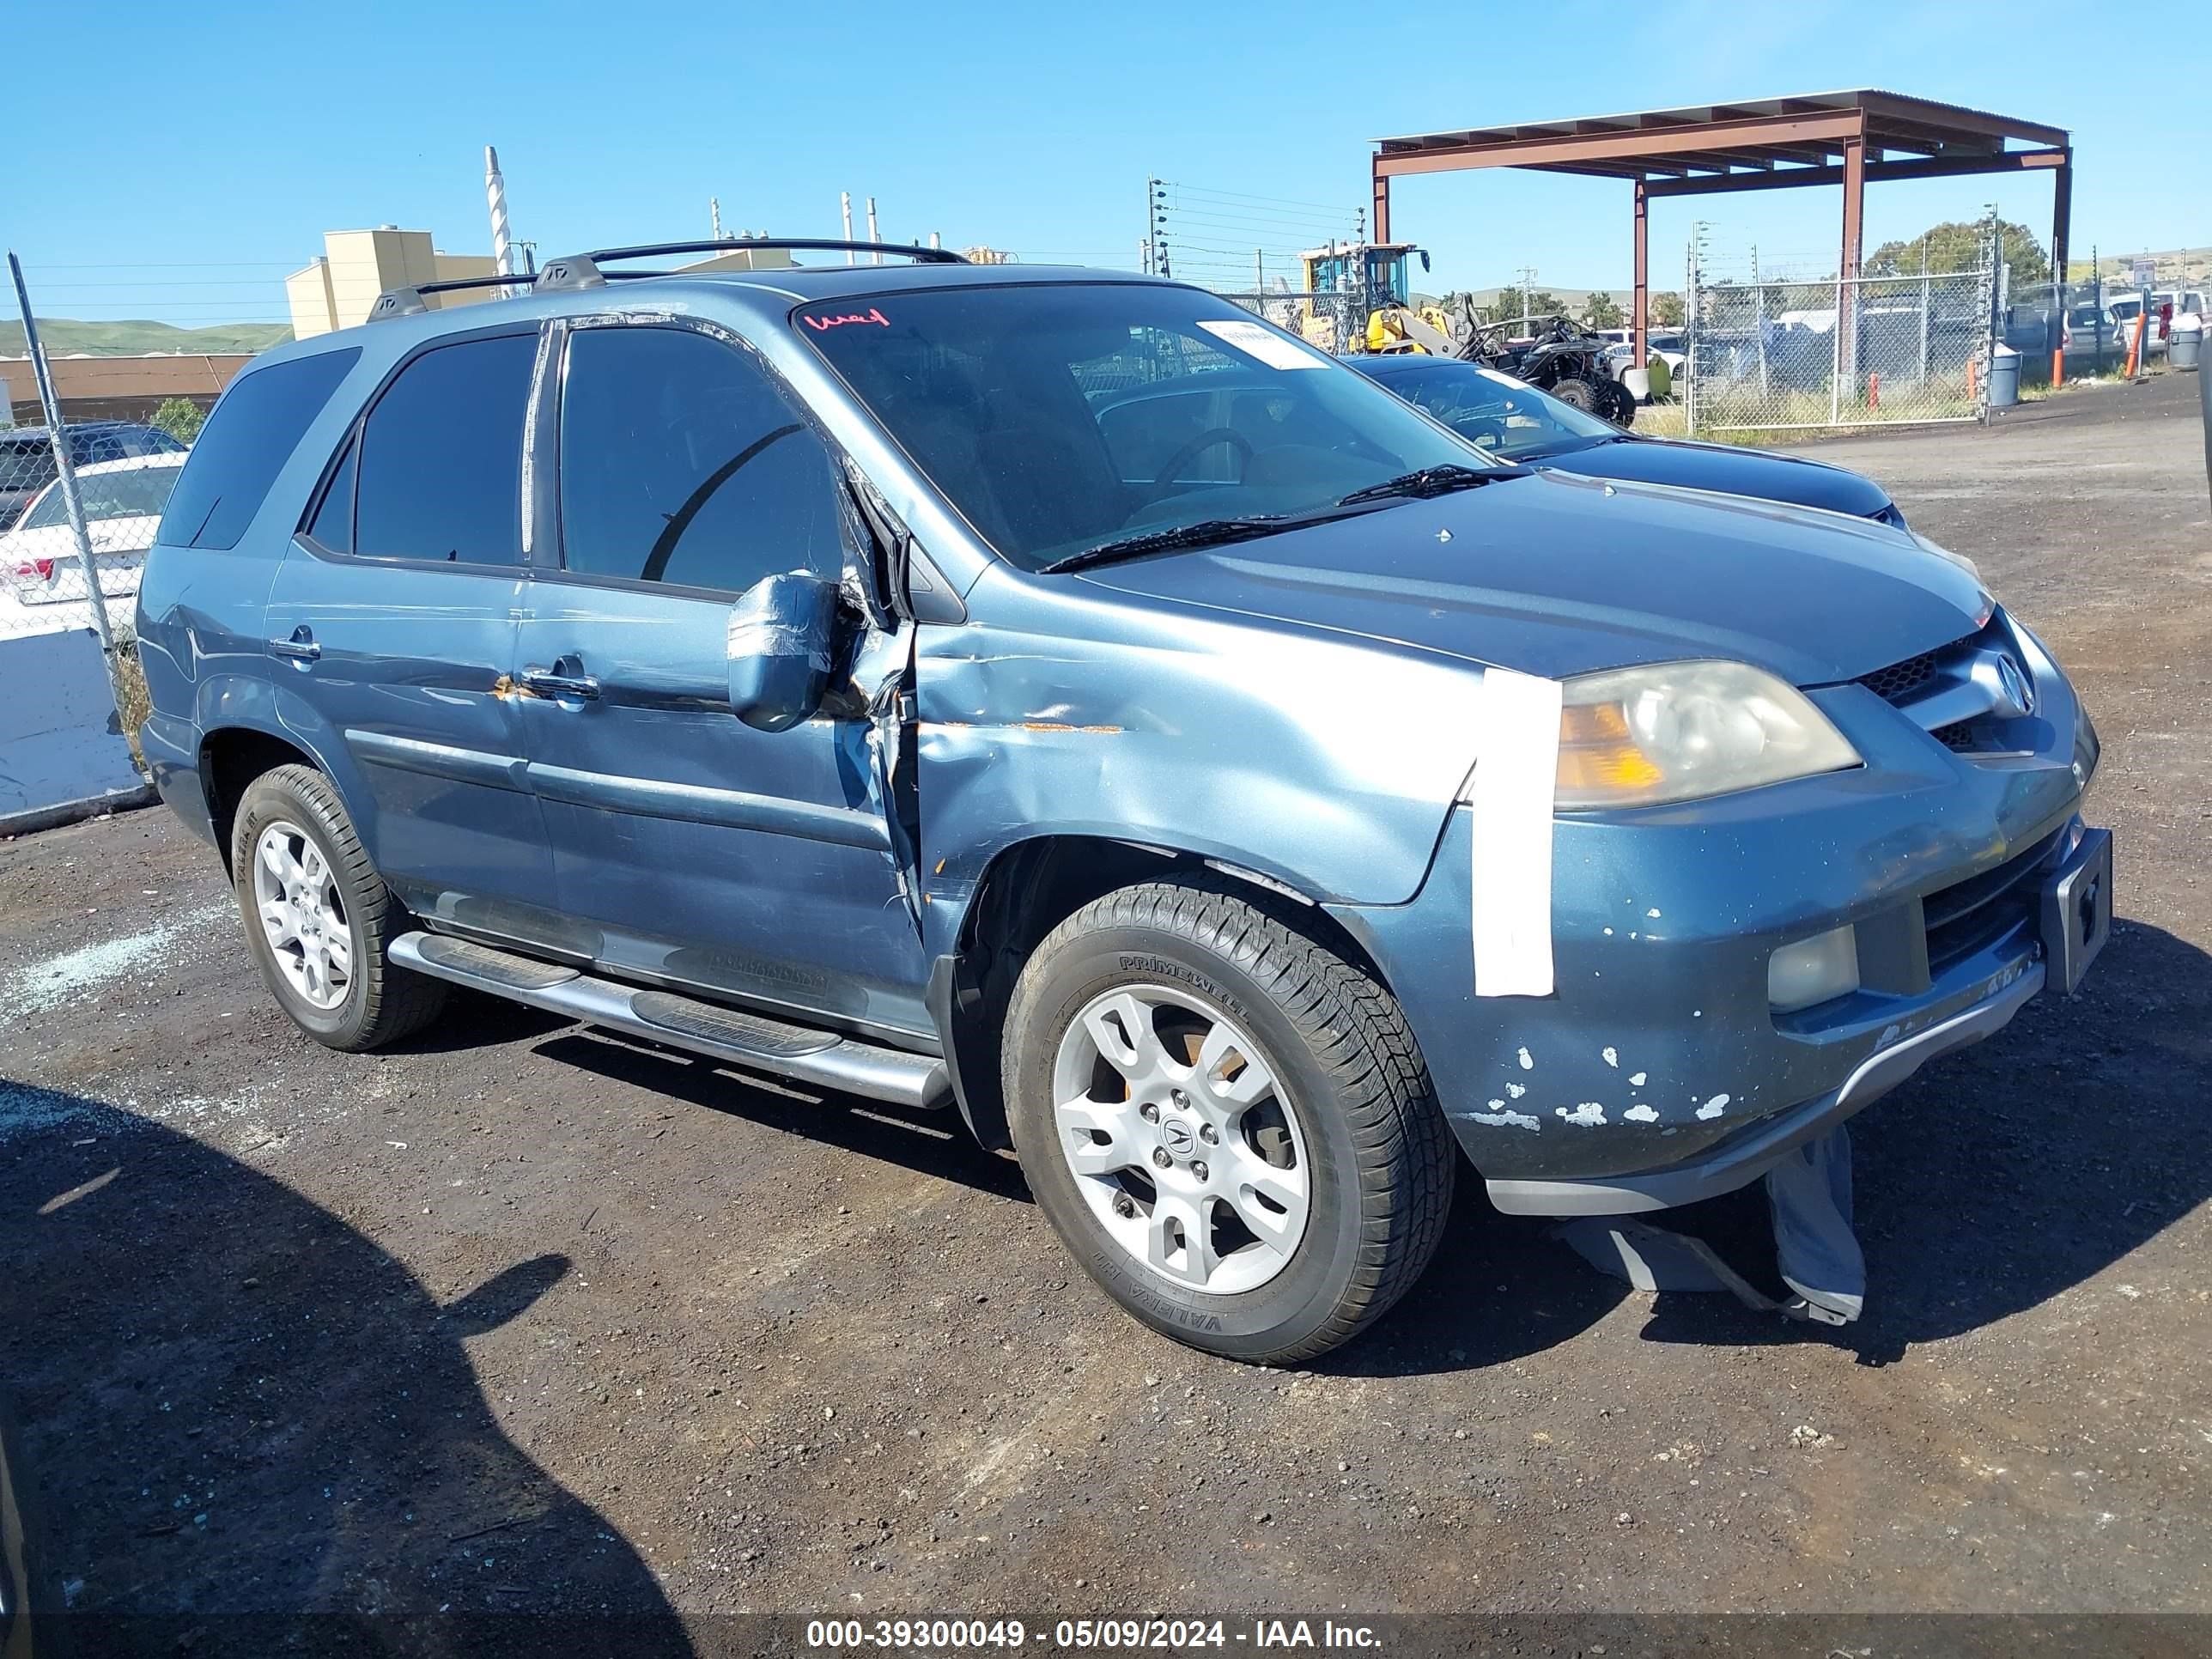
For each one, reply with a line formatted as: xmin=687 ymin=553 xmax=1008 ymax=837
xmin=1858 ymin=650 xmax=1939 ymax=704
xmin=1923 ymin=824 xmax=2064 ymax=973
xmin=1932 ymin=720 xmax=1977 ymax=750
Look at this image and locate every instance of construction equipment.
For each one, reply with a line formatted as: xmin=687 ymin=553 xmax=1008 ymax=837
xmin=1295 ymin=242 xmax=1459 ymax=355
xmin=1291 ymin=241 xmax=1633 ymax=424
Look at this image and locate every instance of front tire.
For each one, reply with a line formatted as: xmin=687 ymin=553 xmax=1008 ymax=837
xmin=1003 ymin=879 xmax=1454 ymax=1364
xmin=1601 ymin=379 xmax=1638 ymax=427
xmin=230 ymin=764 xmax=447 ymax=1052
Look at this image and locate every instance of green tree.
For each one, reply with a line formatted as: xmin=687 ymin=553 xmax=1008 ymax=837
xmin=1867 ymin=219 xmax=2050 ymax=285
xmin=150 ymin=397 xmax=205 ymax=445
xmin=1650 ymin=290 xmax=1686 ymax=327
xmin=1482 ymin=287 xmax=1567 ymax=330
xmin=1582 ymin=291 xmax=1623 ymax=329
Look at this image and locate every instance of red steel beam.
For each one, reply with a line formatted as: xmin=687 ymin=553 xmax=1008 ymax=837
xmin=1643 ymin=145 xmax=2069 ymax=197
xmin=1372 ymin=109 xmax=1867 ymax=178
xmin=1856 ymin=90 xmax=2068 ymax=149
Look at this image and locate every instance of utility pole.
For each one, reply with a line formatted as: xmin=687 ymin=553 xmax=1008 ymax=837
xmin=841 ymin=192 xmax=854 ymax=263
xmin=866 ymin=197 xmax=881 ymax=262
xmin=710 ymin=198 xmax=724 ymax=240
xmin=1148 ymin=176 xmax=1171 ymax=280
xmin=1519 ymin=264 xmax=1538 ymax=338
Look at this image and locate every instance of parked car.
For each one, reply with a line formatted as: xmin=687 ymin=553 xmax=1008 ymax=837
xmin=1597 ymin=329 xmax=1687 ymax=398
xmin=0 ymin=420 xmax=186 ymax=532
xmin=136 ymin=246 xmax=2110 ymax=1364
xmin=0 ymin=452 xmax=189 ymax=606
xmin=1347 ymin=354 xmax=1911 ymax=528
xmin=2102 ymin=290 xmax=2207 ymax=358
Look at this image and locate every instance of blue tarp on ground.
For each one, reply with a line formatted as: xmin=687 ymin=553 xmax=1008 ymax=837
xmin=0 ymin=629 xmax=144 ymax=828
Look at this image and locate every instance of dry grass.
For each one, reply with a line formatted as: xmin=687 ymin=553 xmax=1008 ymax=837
xmin=108 ymin=628 xmax=151 ymax=774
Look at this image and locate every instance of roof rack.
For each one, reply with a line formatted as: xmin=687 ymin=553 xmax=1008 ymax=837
xmin=368 ymin=271 xmax=536 ymax=323
xmin=536 ymin=237 xmax=966 ymax=293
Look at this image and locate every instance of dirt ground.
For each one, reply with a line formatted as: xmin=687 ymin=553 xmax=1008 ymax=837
xmin=3 ymin=371 xmax=2208 ymax=1652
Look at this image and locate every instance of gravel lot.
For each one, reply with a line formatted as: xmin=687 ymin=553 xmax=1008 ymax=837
xmin=3 ymin=372 xmax=2207 ymax=1649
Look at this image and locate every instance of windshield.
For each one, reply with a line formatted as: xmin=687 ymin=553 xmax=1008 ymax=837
xmin=1364 ymin=362 xmax=1618 ymax=461
xmin=20 ymin=462 xmax=184 ymax=530
xmin=793 ymin=283 xmax=1496 ymax=569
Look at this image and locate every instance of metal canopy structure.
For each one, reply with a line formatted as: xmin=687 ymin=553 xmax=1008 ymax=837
xmin=1370 ymin=90 xmax=2073 ymax=367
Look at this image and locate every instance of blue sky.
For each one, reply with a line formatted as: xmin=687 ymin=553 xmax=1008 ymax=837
xmin=9 ymin=0 xmax=2206 ymax=325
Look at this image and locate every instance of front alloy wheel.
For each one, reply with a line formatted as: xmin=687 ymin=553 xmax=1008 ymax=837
xmin=1052 ymin=984 xmax=1310 ymax=1296
xmin=1005 ymin=878 xmax=1455 ymax=1364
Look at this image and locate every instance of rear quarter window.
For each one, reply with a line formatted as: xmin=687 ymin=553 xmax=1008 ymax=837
xmin=159 ymin=348 xmax=361 ymax=550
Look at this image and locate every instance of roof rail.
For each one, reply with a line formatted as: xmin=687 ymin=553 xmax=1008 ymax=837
xmin=535 ymin=237 xmax=967 ymax=294
xmin=368 ymin=271 xmax=537 ymax=323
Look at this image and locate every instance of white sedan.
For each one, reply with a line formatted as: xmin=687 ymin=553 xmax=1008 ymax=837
xmin=0 ymin=452 xmax=187 ymax=611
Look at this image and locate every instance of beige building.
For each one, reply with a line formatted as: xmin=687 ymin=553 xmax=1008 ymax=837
xmin=286 ymin=228 xmax=505 ymax=339
xmin=288 ymin=228 xmax=799 ymax=339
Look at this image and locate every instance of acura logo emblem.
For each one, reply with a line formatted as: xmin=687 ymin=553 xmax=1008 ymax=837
xmin=1968 ymin=648 xmax=2036 ymax=720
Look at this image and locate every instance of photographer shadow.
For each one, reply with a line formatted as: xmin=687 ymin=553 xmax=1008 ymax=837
xmin=0 ymin=1082 xmax=695 ymax=1657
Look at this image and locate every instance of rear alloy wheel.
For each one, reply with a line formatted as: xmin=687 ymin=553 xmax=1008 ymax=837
xmin=1005 ymin=878 xmax=1455 ymax=1364
xmin=251 ymin=819 xmax=354 ymax=1010
xmin=230 ymin=764 xmax=447 ymax=1052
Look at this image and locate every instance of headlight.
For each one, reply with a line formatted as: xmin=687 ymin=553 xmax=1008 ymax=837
xmin=1555 ymin=659 xmax=1862 ymax=809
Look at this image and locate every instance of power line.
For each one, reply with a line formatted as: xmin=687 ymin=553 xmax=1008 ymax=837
xmin=1164 ymin=182 xmax=1357 ymax=214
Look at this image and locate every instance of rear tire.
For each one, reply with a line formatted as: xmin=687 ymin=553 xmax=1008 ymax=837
xmin=1003 ymin=878 xmax=1454 ymax=1364
xmin=230 ymin=764 xmax=447 ymax=1052
xmin=1601 ymin=379 xmax=1637 ymax=427
xmin=1550 ymin=376 xmax=1599 ymax=413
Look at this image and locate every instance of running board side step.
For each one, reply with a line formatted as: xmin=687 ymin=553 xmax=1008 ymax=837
xmin=391 ymin=932 xmax=951 ymax=1110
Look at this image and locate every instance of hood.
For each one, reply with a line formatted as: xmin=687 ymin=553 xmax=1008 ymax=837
xmin=1540 ymin=436 xmax=1895 ymax=519
xmin=1073 ymin=469 xmax=1986 ymax=686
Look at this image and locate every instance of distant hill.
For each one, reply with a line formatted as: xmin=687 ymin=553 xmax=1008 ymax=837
xmin=0 ymin=318 xmax=293 ymax=358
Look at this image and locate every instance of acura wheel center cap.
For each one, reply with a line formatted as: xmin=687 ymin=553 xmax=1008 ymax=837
xmin=1158 ymin=1115 xmax=1197 ymax=1158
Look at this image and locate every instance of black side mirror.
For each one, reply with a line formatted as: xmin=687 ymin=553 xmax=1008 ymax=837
xmin=727 ymin=571 xmax=838 ymax=732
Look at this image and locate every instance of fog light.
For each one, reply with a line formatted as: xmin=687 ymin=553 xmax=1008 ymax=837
xmin=1769 ymin=924 xmax=1860 ymax=1012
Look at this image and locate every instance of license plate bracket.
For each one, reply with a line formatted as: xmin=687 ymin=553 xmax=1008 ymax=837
xmin=2039 ymin=826 xmax=2112 ymax=995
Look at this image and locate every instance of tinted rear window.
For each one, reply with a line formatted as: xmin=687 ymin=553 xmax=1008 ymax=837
xmin=1 ymin=439 xmax=58 ymax=496
xmin=159 ymin=349 xmax=360 ymax=550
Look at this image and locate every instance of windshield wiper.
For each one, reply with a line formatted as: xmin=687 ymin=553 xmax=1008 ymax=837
xmin=1040 ymin=514 xmax=1346 ymax=574
xmin=1335 ymin=463 xmax=1525 ymax=506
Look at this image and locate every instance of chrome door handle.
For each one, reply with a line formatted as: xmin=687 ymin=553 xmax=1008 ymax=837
xmin=520 ymin=664 xmax=600 ymax=701
xmin=270 ymin=627 xmax=321 ymax=664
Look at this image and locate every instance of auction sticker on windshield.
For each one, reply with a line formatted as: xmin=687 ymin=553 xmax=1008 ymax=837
xmin=1195 ymin=318 xmax=1328 ymax=369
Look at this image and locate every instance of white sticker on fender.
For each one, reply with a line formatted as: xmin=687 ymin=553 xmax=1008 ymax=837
xmin=1471 ymin=667 xmax=1563 ymax=998
xmin=1194 ymin=318 xmax=1329 ymax=369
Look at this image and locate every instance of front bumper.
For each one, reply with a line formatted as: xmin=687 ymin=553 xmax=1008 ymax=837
xmin=1331 ymin=614 xmax=2106 ymax=1214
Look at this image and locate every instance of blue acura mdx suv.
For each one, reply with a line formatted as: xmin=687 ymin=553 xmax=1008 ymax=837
xmin=136 ymin=240 xmax=2110 ymax=1362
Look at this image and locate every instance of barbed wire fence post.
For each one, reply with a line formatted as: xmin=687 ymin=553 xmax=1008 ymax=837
xmin=1683 ymin=224 xmax=1705 ymax=434
xmin=7 ymin=250 xmax=131 ymax=730
xmin=1976 ymin=205 xmax=2000 ymax=426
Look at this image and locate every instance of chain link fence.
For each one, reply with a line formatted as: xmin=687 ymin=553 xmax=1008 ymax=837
xmin=1217 ymin=289 xmax=1368 ymax=356
xmin=1 ymin=252 xmax=182 ymax=800
xmin=1681 ymin=222 xmax=1996 ymax=434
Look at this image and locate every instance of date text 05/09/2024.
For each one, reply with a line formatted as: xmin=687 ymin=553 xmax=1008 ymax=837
xmin=803 ymin=1618 xmax=1382 ymax=1650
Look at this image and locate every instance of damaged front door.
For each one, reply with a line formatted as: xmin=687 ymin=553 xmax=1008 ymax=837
xmin=514 ymin=318 xmax=931 ymax=1039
